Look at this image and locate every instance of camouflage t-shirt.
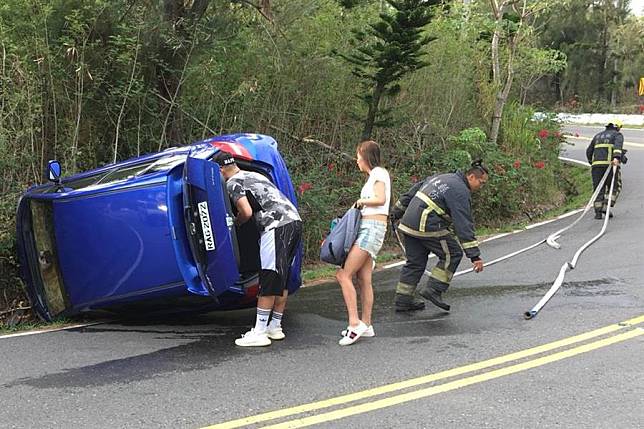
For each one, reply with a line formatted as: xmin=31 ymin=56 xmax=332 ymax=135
xmin=227 ymin=171 xmax=301 ymax=232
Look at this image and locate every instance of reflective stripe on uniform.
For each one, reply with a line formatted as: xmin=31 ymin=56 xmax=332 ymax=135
xmin=398 ymin=224 xmax=451 ymax=238
xmin=415 ymin=191 xmax=449 ymax=232
xmin=414 ymin=191 xmax=446 ymax=215
xmin=592 ymin=143 xmax=613 ymax=164
xmin=430 ymin=266 xmax=450 ymax=283
xmin=461 ymin=240 xmax=479 ymax=249
xmin=419 ymin=208 xmax=430 ymax=232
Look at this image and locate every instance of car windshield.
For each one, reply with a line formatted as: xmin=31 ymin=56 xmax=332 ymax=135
xmin=94 ymin=154 xmax=186 ymax=185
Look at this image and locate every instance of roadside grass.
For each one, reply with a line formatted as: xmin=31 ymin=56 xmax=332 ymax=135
xmin=0 ymin=317 xmax=73 ymax=335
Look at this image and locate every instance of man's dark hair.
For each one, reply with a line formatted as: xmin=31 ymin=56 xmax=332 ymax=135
xmin=466 ymin=159 xmax=489 ymax=177
xmin=213 ymin=150 xmax=236 ymax=167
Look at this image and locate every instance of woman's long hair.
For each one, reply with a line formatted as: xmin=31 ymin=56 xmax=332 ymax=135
xmin=357 ymin=140 xmax=381 ymax=170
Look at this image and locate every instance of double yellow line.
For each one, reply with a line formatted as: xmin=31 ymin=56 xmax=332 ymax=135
xmin=204 ymin=315 xmax=644 ymax=429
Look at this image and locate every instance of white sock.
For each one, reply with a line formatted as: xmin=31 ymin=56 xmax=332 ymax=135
xmin=254 ymin=308 xmax=271 ymax=333
xmin=268 ymin=311 xmax=283 ymax=330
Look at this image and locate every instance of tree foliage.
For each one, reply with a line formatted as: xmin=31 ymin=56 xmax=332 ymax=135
xmin=536 ymin=0 xmax=642 ymax=110
xmin=335 ymin=0 xmax=441 ymax=139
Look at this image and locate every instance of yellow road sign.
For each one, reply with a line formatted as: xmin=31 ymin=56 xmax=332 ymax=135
xmin=639 ymin=77 xmax=644 ymax=96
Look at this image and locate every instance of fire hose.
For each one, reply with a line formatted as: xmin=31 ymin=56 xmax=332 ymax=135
xmin=545 ymin=167 xmax=611 ymax=249
xmin=524 ymin=165 xmax=618 ymax=319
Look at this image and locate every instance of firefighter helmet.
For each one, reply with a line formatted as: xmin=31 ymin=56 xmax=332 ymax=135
xmin=607 ymin=120 xmax=623 ymax=129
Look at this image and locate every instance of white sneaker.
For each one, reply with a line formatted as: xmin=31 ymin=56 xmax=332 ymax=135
xmin=235 ymin=329 xmax=271 ymax=347
xmin=341 ymin=325 xmax=375 ymax=338
xmin=267 ymin=326 xmax=285 ymax=340
xmin=339 ymin=321 xmax=369 ymax=346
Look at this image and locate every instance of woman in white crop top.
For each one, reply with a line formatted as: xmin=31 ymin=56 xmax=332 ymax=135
xmin=336 ymin=140 xmax=391 ymax=346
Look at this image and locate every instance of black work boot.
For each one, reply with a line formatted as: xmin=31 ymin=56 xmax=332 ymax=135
xmin=602 ymin=210 xmax=614 ymax=218
xmin=395 ymin=293 xmax=426 ymax=312
xmin=418 ymin=284 xmax=451 ymax=311
xmin=594 ymin=211 xmax=603 ymax=220
xmin=394 ymin=282 xmax=425 ymax=312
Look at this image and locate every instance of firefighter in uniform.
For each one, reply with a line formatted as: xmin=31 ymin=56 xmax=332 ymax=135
xmin=390 ymin=161 xmax=488 ymax=312
xmin=586 ymin=121 xmax=623 ymax=219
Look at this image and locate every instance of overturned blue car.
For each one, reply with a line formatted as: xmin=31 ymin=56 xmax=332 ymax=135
xmin=16 ymin=134 xmax=303 ymax=321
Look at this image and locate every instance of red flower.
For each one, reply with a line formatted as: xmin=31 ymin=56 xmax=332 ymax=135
xmin=538 ymin=129 xmax=549 ymax=139
xmin=534 ymin=161 xmax=545 ymax=169
xmin=298 ymin=182 xmax=313 ymax=194
xmin=513 ymin=160 xmax=521 ymax=169
xmin=327 ymin=163 xmax=335 ymax=171
xmin=411 ymin=175 xmax=419 ymax=183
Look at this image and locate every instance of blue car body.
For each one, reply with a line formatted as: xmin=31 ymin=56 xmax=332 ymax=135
xmin=16 ymin=134 xmax=303 ymax=321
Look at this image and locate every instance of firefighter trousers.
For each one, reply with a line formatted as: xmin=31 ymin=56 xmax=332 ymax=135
xmin=592 ymin=166 xmax=621 ymax=214
xmin=399 ymin=233 xmax=463 ymax=293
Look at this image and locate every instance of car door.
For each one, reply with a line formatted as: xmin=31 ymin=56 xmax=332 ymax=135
xmin=183 ymin=149 xmax=239 ymax=297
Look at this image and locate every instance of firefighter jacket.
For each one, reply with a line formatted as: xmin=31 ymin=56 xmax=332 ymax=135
xmin=391 ymin=171 xmax=481 ymax=261
xmin=586 ymin=128 xmax=623 ymax=167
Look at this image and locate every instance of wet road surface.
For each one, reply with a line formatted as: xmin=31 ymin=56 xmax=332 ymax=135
xmin=1 ymin=126 xmax=642 ymax=428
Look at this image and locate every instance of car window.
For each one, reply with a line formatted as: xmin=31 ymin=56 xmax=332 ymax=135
xmin=61 ymin=154 xmax=186 ymax=190
xmin=95 ymin=154 xmax=186 ymax=185
xmin=44 ymin=173 xmax=107 ymax=193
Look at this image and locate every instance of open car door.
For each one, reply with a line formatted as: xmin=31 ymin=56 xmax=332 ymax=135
xmin=183 ymin=149 xmax=239 ymax=297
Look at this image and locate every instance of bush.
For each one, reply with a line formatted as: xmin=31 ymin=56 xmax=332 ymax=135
xmin=0 ymin=191 xmax=27 ymax=326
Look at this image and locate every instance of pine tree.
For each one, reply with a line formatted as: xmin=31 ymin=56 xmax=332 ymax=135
xmin=338 ymin=0 xmax=441 ymax=140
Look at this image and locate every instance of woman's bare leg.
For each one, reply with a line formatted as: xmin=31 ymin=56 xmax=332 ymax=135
xmin=356 ymin=256 xmax=374 ymax=326
xmin=335 ymin=245 xmax=370 ymax=327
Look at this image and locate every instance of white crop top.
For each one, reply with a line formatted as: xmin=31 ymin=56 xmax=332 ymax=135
xmin=360 ymin=167 xmax=391 ymax=216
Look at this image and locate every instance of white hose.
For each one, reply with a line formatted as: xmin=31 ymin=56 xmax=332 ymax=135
xmin=570 ymin=165 xmax=617 ymax=268
xmin=525 ymin=165 xmax=617 ymax=319
xmin=452 ymin=238 xmax=546 ymax=277
xmin=546 ymin=167 xmax=611 ymax=249
xmin=524 ymin=262 xmax=569 ymax=319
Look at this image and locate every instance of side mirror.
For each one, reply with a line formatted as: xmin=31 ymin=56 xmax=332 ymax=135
xmin=47 ymin=160 xmax=62 ymax=184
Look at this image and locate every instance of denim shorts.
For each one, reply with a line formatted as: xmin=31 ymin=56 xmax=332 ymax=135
xmin=355 ymin=219 xmax=387 ymax=260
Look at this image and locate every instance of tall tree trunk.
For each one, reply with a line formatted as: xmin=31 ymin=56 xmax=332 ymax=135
xmin=41 ymin=89 xmax=56 ymax=181
xmin=156 ymin=0 xmax=211 ymax=148
xmin=599 ymin=1 xmax=609 ymax=103
xmin=361 ymin=82 xmax=384 ymax=141
xmin=488 ymin=0 xmax=523 ymax=145
xmin=610 ymin=57 xmax=618 ymax=110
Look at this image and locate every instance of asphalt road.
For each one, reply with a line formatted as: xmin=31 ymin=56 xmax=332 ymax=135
xmin=1 ymin=126 xmax=643 ymax=429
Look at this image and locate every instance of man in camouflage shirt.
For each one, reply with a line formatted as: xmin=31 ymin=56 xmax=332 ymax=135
xmin=214 ymin=151 xmax=302 ymax=347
